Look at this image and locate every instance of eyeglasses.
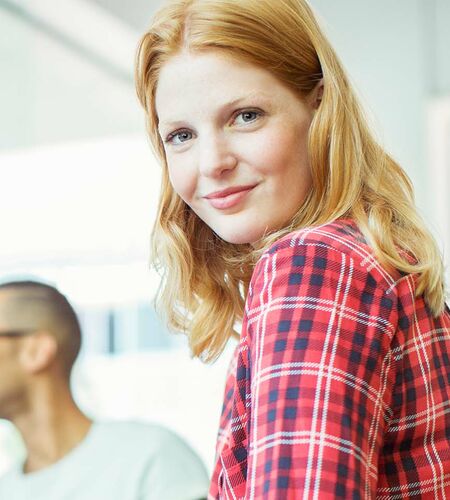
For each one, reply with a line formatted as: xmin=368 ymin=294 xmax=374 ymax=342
xmin=0 ymin=329 xmax=37 ymax=338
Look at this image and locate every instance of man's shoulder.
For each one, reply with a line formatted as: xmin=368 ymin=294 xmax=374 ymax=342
xmin=94 ymin=420 xmax=187 ymax=453
xmin=94 ymin=422 xmax=209 ymax=498
xmin=93 ymin=420 xmax=205 ymax=466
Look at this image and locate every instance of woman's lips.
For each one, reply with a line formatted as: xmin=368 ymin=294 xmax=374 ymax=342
xmin=204 ymin=185 xmax=256 ymax=210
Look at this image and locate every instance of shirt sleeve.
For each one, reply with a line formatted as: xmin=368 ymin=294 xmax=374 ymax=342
xmin=244 ymin=241 xmax=398 ymax=499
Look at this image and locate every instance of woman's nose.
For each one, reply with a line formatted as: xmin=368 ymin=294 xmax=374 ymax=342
xmin=197 ymin=135 xmax=237 ymax=178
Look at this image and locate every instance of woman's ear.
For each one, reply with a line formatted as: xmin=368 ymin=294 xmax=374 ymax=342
xmin=19 ymin=331 xmax=58 ymax=375
xmin=312 ymin=79 xmax=324 ymax=109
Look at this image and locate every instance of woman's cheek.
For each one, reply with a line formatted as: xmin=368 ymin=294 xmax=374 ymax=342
xmin=168 ymin=161 xmax=197 ymax=203
xmin=234 ymin=129 xmax=277 ymax=172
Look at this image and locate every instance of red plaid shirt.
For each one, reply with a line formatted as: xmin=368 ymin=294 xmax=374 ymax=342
xmin=209 ymin=219 xmax=450 ymax=499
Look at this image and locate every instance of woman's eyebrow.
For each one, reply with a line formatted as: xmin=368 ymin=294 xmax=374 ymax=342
xmin=224 ymin=91 xmax=272 ymax=108
xmin=158 ymin=119 xmax=188 ymax=133
xmin=158 ymin=91 xmax=273 ymax=131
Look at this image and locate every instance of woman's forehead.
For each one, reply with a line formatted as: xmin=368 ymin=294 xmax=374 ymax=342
xmin=155 ymin=51 xmax=288 ymax=124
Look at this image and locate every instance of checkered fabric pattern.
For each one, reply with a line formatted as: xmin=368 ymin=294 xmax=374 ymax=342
xmin=208 ymin=219 xmax=450 ymax=499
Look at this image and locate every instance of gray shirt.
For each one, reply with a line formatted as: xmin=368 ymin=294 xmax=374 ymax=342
xmin=0 ymin=421 xmax=209 ymax=500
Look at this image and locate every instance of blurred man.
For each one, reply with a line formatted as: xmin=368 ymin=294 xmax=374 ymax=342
xmin=0 ymin=280 xmax=209 ymax=500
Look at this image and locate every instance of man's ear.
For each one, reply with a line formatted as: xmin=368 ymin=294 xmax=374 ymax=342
xmin=19 ymin=331 xmax=58 ymax=375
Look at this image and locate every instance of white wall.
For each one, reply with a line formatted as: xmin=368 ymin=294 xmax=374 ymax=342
xmin=436 ymin=0 xmax=450 ymax=93
xmin=310 ymin=0 xmax=429 ymax=213
xmin=0 ymin=0 xmax=142 ymax=151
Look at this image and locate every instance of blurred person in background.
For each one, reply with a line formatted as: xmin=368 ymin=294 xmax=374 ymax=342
xmin=0 ymin=280 xmax=209 ymax=500
xmin=135 ymin=0 xmax=450 ymax=498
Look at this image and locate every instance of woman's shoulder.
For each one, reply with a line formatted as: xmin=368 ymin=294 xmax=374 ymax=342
xmin=265 ymin=218 xmax=367 ymax=257
xmin=256 ymin=218 xmax=400 ymax=290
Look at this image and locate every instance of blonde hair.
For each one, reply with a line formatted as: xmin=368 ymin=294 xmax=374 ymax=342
xmin=135 ymin=0 xmax=446 ymax=361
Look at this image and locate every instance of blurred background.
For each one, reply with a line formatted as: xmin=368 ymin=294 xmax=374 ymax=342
xmin=0 ymin=0 xmax=449 ymax=476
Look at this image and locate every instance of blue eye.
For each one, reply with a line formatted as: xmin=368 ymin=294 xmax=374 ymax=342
xmin=166 ymin=130 xmax=193 ymax=145
xmin=234 ymin=110 xmax=261 ymax=125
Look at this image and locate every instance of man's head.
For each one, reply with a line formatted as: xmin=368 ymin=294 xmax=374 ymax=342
xmin=0 ymin=280 xmax=81 ymax=418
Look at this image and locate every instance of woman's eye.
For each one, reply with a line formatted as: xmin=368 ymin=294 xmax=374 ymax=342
xmin=233 ymin=110 xmax=262 ymax=125
xmin=166 ymin=130 xmax=193 ymax=145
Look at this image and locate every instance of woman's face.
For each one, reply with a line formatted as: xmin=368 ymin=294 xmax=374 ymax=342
xmin=155 ymin=51 xmax=319 ymax=244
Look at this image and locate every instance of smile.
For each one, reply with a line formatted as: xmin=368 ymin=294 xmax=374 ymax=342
xmin=204 ymin=185 xmax=256 ymax=210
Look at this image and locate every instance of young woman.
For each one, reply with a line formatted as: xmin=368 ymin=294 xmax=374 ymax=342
xmin=135 ymin=0 xmax=450 ymax=497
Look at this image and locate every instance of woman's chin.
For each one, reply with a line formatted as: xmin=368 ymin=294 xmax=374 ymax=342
xmin=214 ymin=226 xmax=267 ymax=246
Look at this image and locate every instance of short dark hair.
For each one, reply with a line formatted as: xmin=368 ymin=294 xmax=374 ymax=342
xmin=0 ymin=280 xmax=82 ymax=377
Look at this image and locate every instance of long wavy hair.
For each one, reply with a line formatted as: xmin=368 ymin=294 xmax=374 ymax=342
xmin=135 ymin=0 xmax=446 ymax=362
